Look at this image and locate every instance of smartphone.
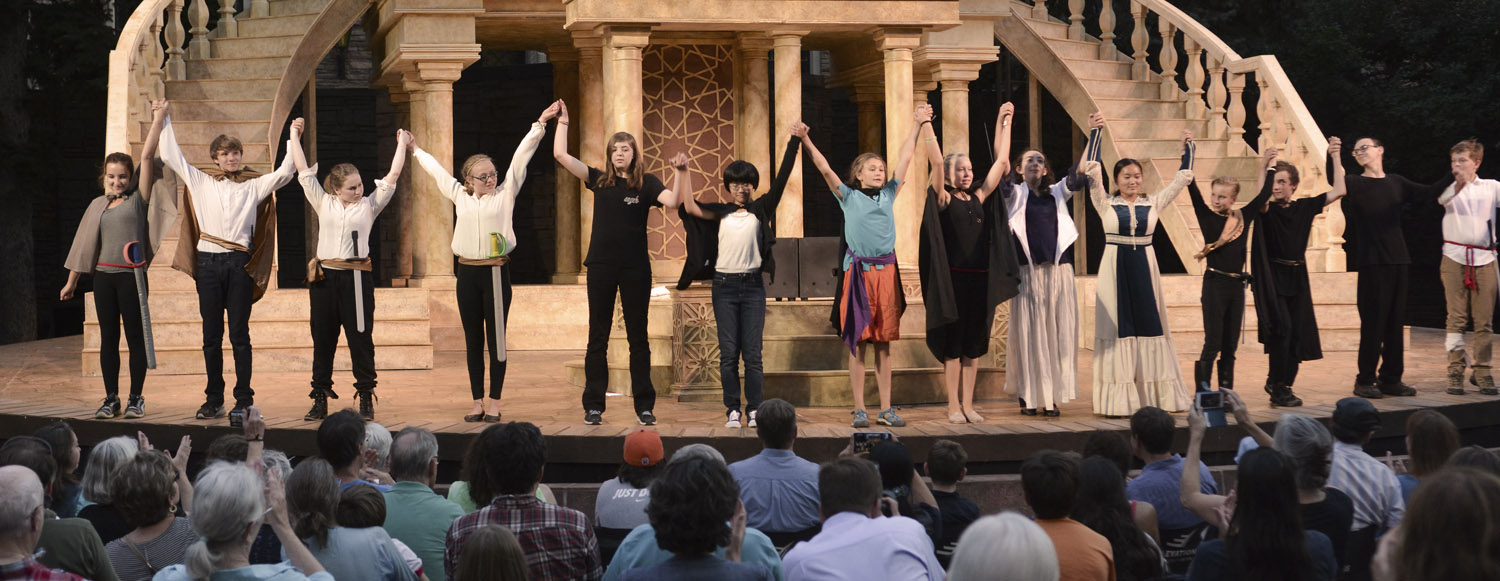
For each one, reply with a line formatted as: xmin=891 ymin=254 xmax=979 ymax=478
xmin=1195 ymin=391 xmax=1227 ymax=427
xmin=228 ymin=408 xmax=244 ymax=428
xmin=852 ymin=432 xmax=893 ymax=454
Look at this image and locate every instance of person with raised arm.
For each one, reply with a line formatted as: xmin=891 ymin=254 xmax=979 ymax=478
xmin=554 ymin=101 xmax=679 ymax=427
xmin=1435 ymin=139 xmax=1500 ymax=396
xmin=62 ymin=99 xmax=178 ymax=420
xmin=798 ymin=103 xmax=929 ymax=428
xmin=287 ymin=118 xmax=412 ymax=422
xmin=675 ymin=127 xmax=802 ymax=429
xmin=917 ymin=103 xmax=1022 ymax=423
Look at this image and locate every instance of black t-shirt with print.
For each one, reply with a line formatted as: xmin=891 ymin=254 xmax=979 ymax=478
xmin=585 ymin=166 xmax=666 ymax=266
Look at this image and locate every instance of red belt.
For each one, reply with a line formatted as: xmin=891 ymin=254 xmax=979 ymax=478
xmin=1445 ymin=240 xmax=1494 ymax=290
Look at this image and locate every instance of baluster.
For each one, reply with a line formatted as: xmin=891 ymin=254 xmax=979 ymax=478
xmin=187 ymin=0 xmax=210 ymax=60
xmin=1032 ymin=0 xmax=1049 ymax=20
xmin=1068 ymin=0 xmax=1084 ymax=40
xmin=135 ymin=33 xmax=152 ymax=120
xmin=1226 ymin=72 xmax=1248 ymax=155
xmin=166 ymin=0 xmax=187 ymax=80
xmin=1130 ymin=2 xmax=1148 ymax=80
xmin=1207 ymin=55 xmax=1227 ymax=139
xmin=1255 ymin=76 xmax=1272 ymax=153
xmin=251 ymin=0 xmax=269 ymax=19
xmin=1098 ymin=0 xmax=1117 ymax=59
xmin=216 ymin=0 xmax=237 ymax=40
xmin=149 ymin=14 xmax=166 ymax=99
xmin=1156 ymin=20 xmax=1177 ymax=100
xmin=1183 ymin=37 xmax=1205 ymax=119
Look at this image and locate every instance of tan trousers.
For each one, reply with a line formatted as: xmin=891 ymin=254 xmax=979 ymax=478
xmin=1442 ymin=257 xmax=1497 ymax=375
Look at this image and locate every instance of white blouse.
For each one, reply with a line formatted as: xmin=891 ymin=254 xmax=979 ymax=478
xmin=300 ymin=164 xmax=396 ymax=267
xmin=413 ymin=122 xmax=545 ymax=260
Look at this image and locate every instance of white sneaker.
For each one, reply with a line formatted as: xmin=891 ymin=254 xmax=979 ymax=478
xmin=725 ymin=410 xmax=742 ymax=428
xmin=747 ymin=410 xmax=758 ymax=428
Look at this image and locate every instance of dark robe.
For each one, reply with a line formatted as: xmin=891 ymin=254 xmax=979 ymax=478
xmin=917 ymin=185 xmax=1022 ymax=359
xmin=1250 ymin=192 xmax=1326 ymax=361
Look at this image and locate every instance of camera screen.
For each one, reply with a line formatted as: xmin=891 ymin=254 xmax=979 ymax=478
xmin=1197 ymin=392 xmax=1223 ymax=409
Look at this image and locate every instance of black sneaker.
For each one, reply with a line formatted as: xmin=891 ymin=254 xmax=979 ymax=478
xmin=123 ymin=395 xmax=145 ymax=419
xmin=584 ymin=410 xmax=603 ymax=425
xmin=95 ymin=396 xmax=121 ymax=419
xmin=196 ymin=402 xmax=225 ymax=419
xmin=637 ymin=410 xmax=658 ymax=426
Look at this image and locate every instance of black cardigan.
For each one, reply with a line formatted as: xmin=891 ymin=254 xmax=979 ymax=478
xmin=918 ymin=184 xmax=1022 ymax=359
xmin=676 ymin=137 xmax=801 ymax=289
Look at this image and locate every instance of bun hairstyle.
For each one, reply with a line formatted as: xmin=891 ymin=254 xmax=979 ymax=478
xmin=184 ymin=462 xmax=265 ymax=580
xmin=99 ymin=152 xmax=136 ymax=190
xmin=286 ymin=458 xmax=339 ymax=549
xmin=322 ymin=163 xmax=361 ymax=197
xmin=598 ymin=132 xmax=645 ymax=191
xmin=460 ymin=154 xmax=496 ymax=196
xmin=846 ymin=153 xmax=885 ymax=188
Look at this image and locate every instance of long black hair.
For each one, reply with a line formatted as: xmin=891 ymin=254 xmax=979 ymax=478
xmin=1226 ymin=448 xmax=1317 ymax=581
xmin=1072 ymin=457 xmax=1163 ymax=581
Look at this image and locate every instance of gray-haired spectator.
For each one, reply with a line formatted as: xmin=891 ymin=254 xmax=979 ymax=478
xmin=383 ymin=427 xmax=464 ymax=581
xmin=103 ymin=451 xmax=196 ymax=581
xmin=1274 ymin=413 xmax=1355 ymax=574
xmin=1448 ymin=445 xmax=1500 ymax=476
xmin=0 ymin=435 xmax=119 ymax=581
xmin=948 ymin=512 xmax=1060 ymax=581
xmin=0 ymin=465 xmax=85 ymax=580
xmin=78 ymin=436 xmax=139 ymax=544
xmin=285 ymin=458 xmax=414 ymax=581
xmin=366 ymin=422 xmax=393 ymax=473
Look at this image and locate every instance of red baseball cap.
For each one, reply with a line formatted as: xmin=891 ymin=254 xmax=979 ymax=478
xmin=623 ymin=429 xmax=664 ymax=467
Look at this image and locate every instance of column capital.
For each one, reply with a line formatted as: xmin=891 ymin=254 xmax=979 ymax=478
xmin=414 ymin=61 xmax=466 ymax=84
xmin=874 ymin=27 xmax=924 ymax=51
xmin=603 ymin=25 xmax=652 ymax=49
xmin=771 ymin=30 xmax=810 ymax=46
xmin=850 ymin=83 xmax=885 ymax=104
xmin=734 ymin=32 xmax=773 ymax=53
xmin=571 ymin=29 xmax=606 ymax=50
xmin=925 ymin=60 xmax=986 ymax=84
xmin=547 ymin=43 xmax=581 ymax=63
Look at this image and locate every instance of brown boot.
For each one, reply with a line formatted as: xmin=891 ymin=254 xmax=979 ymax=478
xmin=1477 ymin=374 xmax=1499 ymax=396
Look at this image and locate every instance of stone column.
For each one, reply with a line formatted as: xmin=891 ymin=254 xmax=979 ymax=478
xmin=772 ymin=32 xmax=807 ymax=237
xmin=852 ymin=84 xmax=885 ymax=156
xmin=400 ymin=73 xmax=430 ymax=283
xmin=408 ymin=62 xmax=465 ymax=286
xmin=878 ymin=28 xmax=922 ymax=266
xmin=574 ymin=32 xmax=606 ymax=268
xmin=734 ymin=33 xmax=772 ymax=192
xmin=605 ymin=26 xmax=651 ymax=145
xmin=930 ymin=63 xmax=982 ymax=157
xmin=550 ymin=45 xmax=582 ymax=282
xmin=386 ymin=87 xmax=416 ymax=284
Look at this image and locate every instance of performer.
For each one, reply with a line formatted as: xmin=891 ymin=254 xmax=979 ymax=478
xmin=676 ymin=129 xmax=802 ymax=429
xmin=917 ymin=103 xmax=1022 ymax=423
xmin=1089 ymin=125 xmax=1194 ymax=417
xmin=414 ymin=102 xmax=560 ymax=422
xmin=1342 ymin=137 xmax=1453 ymax=398
xmin=158 ymin=101 xmax=296 ymax=420
xmin=62 ymin=100 xmax=176 ymax=419
xmin=1251 ymin=142 xmax=1346 ymax=407
xmin=288 ymin=119 xmax=412 ymax=421
xmin=554 ymin=102 xmax=680 ymax=426
xmin=1436 ymin=139 xmax=1499 ymax=395
xmin=1188 ymin=147 xmax=1275 ymax=394
xmin=800 ymin=104 xmax=930 ymax=428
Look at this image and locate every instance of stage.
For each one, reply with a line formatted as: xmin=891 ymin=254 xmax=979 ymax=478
xmin=4 ymin=329 xmax=1500 ymax=478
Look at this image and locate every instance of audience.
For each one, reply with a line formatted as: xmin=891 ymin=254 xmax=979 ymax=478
xmin=780 ymin=457 xmax=944 ymax=580
xmin=367 ymin=422 xmax=394 ymax=474
xmin=619 ymin=456 xmax=772 ymax=580
xmin=336 ymin=483 xmax=425 ymax=578
xmin=203 ymin=434 xmax=249 ymax=464
xmin=1021 ymin=450 xmax=1115 ymax=581
xmin=446 ymin=428 xmax=557 ymax=514
xmin=0 ymin=436 xmax=118 ymax=581
xmin=727 ymin=399 xmax=821 ymax=538
xmin=1398 ymin=409 xmax=1459 ymax=502
xmin=1126 ymin=406 xmax=1215 ymax=574
xmin=284 ymin=458 xmax=414 ymax=580
xmin=384 ymin=427 xmax=465 ymax=581
xmin=102 ymin=451 xmax=196 ymax=581
xmin=318 ymin=409 xmax=391 ymax=492
xmin=1447 ymin=445 xmax=1500 ymax=475
xmin=77 ymin=435 xmax=139 ymax=544
xmin=452 ymin=525 xmax=531 ymax=581
xmin=1072 ymin=457 xmax=1162 ymax=581
xmin=925 ymin=439 xmax=979 ymax=565
xmin=597 ymin=429 xmax=662 ymax=532
xmin=1327 ymin=397 xmax=1403 ymax=581
xmin=1083 ymin=431 xmax=1159 ymax=542
xmin=444 ymin=422 xmax=601 ymax=581
xmin=246 ymin=450 xmax=291 ymax=566
xmin=0 ymin=465 xmax=85 ymax=580
xmin=947 ymin=512 xmax=1059 ymax=581
xmin=867 ymin=440 xmax=943 ymax=548
xmin=1271 ymin=413 xmax=1355 ymax=573
xmin=1373 ymin=467 xmax=1500 ymax=581
xmin=33 ymin=422 xmax=83 ymax=519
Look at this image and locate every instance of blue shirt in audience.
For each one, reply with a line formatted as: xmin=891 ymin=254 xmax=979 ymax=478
xmin=728 ymin=449 xmax=821 ymax=534
xmin=153 ymin=563 xmax=334 ymax=581
xmin=603 ymin=524 xmax=784 ymax=581
xmin=1127 ymin=454 xmax=1218 ymax=531
xmin=619 ymin=555 xmax=773 ymax=581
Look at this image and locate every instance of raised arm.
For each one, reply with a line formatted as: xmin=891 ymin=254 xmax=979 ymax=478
xmin=551 ymin=100 xmax=590 ymax=181
xmin=672 ymin=153 xmax=709 ymax=219
xmin=1083 ymin=160 xmax=1110 ymax=215
xmin=287 ymin=118 xmax=311 ymax=173
xmin=889 ymin=103 xmax=932 ymax=186
xmin=138 ymin=100 xmax=168 ymax=201
xmin=922 ymin=117 xmax=947 ymax=208
xmin=287 ymin=118 xmax=325 ymax=209
xmin=498 ymin=105 xmax=556 ymax=201
xmin=796 ymin=123 xmax=845 ymax=199
xmin=1325 ymin=138 xmax=1347 ymax=205
xmin=369 ymin=129 xmax=414 ymax=213
xmin=977 ymin=102 xmax=1016 ymax=200
xmin=411 ymin=144 xmax=464 ymax=204
xmin=155 ymin=107 xmax=215 ymax=195
xmin=1182 ymin=405 xmax=1230 ymax=531
xmin=758 ymin=129 xmax=803 ymax=212
xmin=1249 ymin=145 xmax=1278 ymax=209
xmin=1151 ymin=131 xmax=1195 ymax=206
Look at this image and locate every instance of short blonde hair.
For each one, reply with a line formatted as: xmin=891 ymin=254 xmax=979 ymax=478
xmin=1211 ymin=176 xmax=1241 ymax=197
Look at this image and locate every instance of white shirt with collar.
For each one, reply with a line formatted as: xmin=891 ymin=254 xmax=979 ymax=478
xmin=157 ymin=114 xmax=297 ymax=253
xmin=413 ymin=122 xmax=545 ymax=260
xmin=1328 ymin=441 xmax=1405 ymax=531
xmin=1438 ymin=177 xmax=1500 ymax=266
xmin=299 ymin=164 xmax=396 ymax=266
xmin=781 ymin=511 xmax=945 ymax=581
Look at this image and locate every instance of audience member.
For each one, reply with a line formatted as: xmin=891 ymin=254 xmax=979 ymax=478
xmin=619 ymin=456 xmax=772 ymax=580
xmin=728 ymin=399 xmax=821 ymax=537
xmin=1398 ymin=410 xmax=1459 ymax=502
xmin=0 ymin=436 xmax=118 ymax=581
xmin=77 ymin=436 xmax=139 ymax=544
xmin=1083 ymin=431 xmax=1159 ymax=542
xmin=947 ymin=512 xmax=1059 ymax=581
xmin=444 ymin=422 xmax=601 ymax=581
xmin=780 ymin=458 xmax=944 ymax=580
xmin=1373 ymin=467 xmax=1500 ymax=581
xmin=867 ymin=440 xmax=942 ymax=548
xmin=1447 ymin=445 xmax=1500 ymax=476
xmin=336 ymin=483 xmax=425 ymax=578
xmin=1022 ymin=450 xmax=1115 ymax=581
xmin=203 ymin=434 xmax=248 ymax=464
xmin=597 ymin=429 xmax=663 ymax=532
xmin=1126 ymin=406 xmax=1215 ymax=573
xmin=1072 ymin=457 xmax=1162 ymax=581
xmin=103 ymin=451 xmax=196 ymax=581
xmin=367 ymin=422 xmax=394 ymax=473
xmin=924 ymin=439 xmax=978 ymax=566
xmin=0 ymin=465 xmax=84 ymax=580
xmin=452 ymin=525 xmax=530 ymax=581
xmin=1273 ymin=413 xmax=1355 ymax=574
xmin=246 ymin=450 xmax=291 ymax=566
xmin=284 ymin=458 xmax=414 ymax=581
xmin=33 ymin=422 xmax=83 ymax=518
xmin=446 ymin=428 xmax=557 ymax=514
xmin=1328 ymin=397 xmax=1403 ymax=581
xmin=384 ymin=427 xmax=465 ymax=581
xmin=318 ymin=409 xmax=391 ymax=492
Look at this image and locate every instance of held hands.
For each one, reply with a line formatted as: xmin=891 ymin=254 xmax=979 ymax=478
xmin=998 ymin=102 xmax=1015 ymax=125
xmin=1088 ymin=112 xmax=1106 ymax=130
xmin=290 ymin=118 xmax=305 ymax=140
xmin=1262 ymin=145 xmax=1280 ymax=169
xmin=668 ymin=152 xmax=689 ymax=172
xmin=1082 ymin=160 xmax=1103 ymax=180
xmin=150 ymin=99 xmax=168 ymax=120
xmin=396 ymin=128 xmax=414 ymax=152
xmin=539 ymin=100 xmax=562 ymax=124
xmin=914 ymin=103 xmax=934 ymax=125
xmin=1181 ymin=130 xmax=1194 ymax=155
xmin=557 ymin=100 xmax=570 ymax=125
xmin=790 ymin=121 xmax=810 ymax=139
xmin=1327 ymin=137 xmax=1341 ymax=160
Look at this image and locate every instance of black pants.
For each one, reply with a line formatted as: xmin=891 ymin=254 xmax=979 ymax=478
xmin=582 ymin=262 xmax=655 ymax=414
xmin=1199 ymin=274 xmax=1246 ymax=365
xmin=309 ymin=268 xmax=376 ymax=394
xmin=1267 ymin=291 xmax=1317 ymax=386
xmin=95 ymin=271 xmax=146 ymax=398
xmin=456 ymin=263 xmax=512 ymax=401
xmin=1356 ymin=264 xmax=1408 ymax=385
xmin=197 ymin=251 xmax=255 ymax=407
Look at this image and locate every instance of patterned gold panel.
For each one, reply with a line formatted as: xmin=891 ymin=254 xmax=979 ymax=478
xmin=990 ymin=302 xmax=1011 ymax=370
xmin=672 ymin=289 xmax=721 ymax=387
xmin=641 ymin=43 xmax=737 ymax=261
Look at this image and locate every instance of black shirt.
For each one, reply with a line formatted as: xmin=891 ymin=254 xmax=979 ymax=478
xmin=1260 ymin=192 xmax=1327 ymax=296
xmin=939 ymin=189 xmax=989 ymax=270
xmin=1342 ymin=173 xmax=1451 ymax=266
xmin=1190 ymin=171 xmax=1272 ymax=273
xmin=584 ymin=167 xmax=666 ymax=267
xmin=931 ymin=489 xmax=980 ymax=549
xmin=77 ymin=503 xmax=132 ymax=545
xmin=1301 ymin=487 xmax=1355 ymax=572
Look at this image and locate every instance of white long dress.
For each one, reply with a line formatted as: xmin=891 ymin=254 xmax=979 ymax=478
xmin=1090 ymin=166 xmax=1194 ymax=416
xmin=1004 ymin=179 xmax=1081 ymax=411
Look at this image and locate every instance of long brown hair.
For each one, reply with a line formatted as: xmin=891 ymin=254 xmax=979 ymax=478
xmin=322 ymin=163 xmax=360 ymax=197
xmin=597 ymin=132 xmax=644 ymax=191
xmin=1396 ymin=468 xmax=1500 ymax=581
xmin=454 ymin=525 xmax=531 ymax=581
xmin=1407 ymin=410 xmax=1460 ymax=478
xmin=99 ymin=152 xmax=135 ymax=191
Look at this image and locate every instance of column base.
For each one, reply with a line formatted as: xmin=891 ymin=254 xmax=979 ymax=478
xmin=408 ymin=274 xmax=458 ymax=291
xmin=551 ymin=272 xmax=584 ymax=284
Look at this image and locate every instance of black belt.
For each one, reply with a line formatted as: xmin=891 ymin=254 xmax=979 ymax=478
xmin=1206 ymin=267 xmax=1251 ymax=282
xmin=1270 ymin=258 xmax=1304 ymax=267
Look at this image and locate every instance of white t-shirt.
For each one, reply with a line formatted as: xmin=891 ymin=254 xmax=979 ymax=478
xmin=715 ymin=209 xmax=762 ymax=273
xmin=1439 ymin=178 xmax=1500 ymax=266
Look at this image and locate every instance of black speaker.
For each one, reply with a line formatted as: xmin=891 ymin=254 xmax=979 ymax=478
xmin=798 ymin=237 xmax=841 ymax=298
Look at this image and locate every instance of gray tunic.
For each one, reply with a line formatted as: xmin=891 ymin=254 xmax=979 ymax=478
xmin=97 ymin=194 xmax=147 ymax=273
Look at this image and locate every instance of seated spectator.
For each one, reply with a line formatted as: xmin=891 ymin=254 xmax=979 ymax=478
xmin=78 ymin=435 xmax=139 ymax=544
xmin=1072 ymin=456 xmax=1162 ymax=581
xmin=1083 ymin=431 xmax=1158 ymax=543
xmin=103 ymin=450 xmax=196 ymax=581
xmin=0 ymin=436 xmax=118 ymax=581
xmin=1273 ymin=413 xmax=1355 ymax=573
xmin=597 ymin=429 xmax=663 ymax=531
xmin=34 ymin=421 xmax=83 ymax=518
xmin=0 ymin=465 xmax=84 ymax=580
xmin=620 ymin=456 xmax=772 ymax=581
xmin=452 ymin=525 xmax=529 ymax=581
xmin=1328 ymin=397 xmax=1403 ymax=581
xmin=780 ymin=458 xmax=943 ymax=580
xmin=152 ymin=460 xmax=331 ymax=581
xmin=924 ymin=439 xmax=978 ymax=566
xmin=1398 ymin=410 xmax=1459 ymax=502
xmin=203 ymin=434 xmax=249 ymax=464
xmin=947 ymin=512 xmax=1059 ymax=581
xmin=285 ymin=458 xmax=414 ymax=581
xmin=728 ymin=399 xmax=820 ymax=538
xmin=446 ymin=429 xmax=556 ymax=514
xmin=384 ymin=427 xmax=464 ymax=581
xmin=1022 ymin=450 xmax=1114 ymax=581
xmin=367 ymin=422 xmax=394 ymax=474
xmin=1372 ymin=467 xmax=1500 ymax=581
xmin=1126 ymin=406 xmax=1216 ymax=574
xmin=247 ymin=450 xmax=292 ymax=566
xmin=336 ymin=483 xmax=424 ymax=578
xmin=1448 ymin=445 xmax=1500 ymax=476
xmin=445 ymin=422 xmax=601 ymax=581
xmin=319 ymin=409 xmax=392 ymax=492
xmin=868 ymin=440 xmax=942 ymax=548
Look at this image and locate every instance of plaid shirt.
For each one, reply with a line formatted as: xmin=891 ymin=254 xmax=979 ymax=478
xmin=0 ymin=557 xmax=84 ymax=581
xmin=445 ymin=494 xmax=602 ymax=581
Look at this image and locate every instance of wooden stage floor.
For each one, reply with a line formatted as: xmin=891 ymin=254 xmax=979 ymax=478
xmin=3 ymin=329 xmax=1499 ymax=473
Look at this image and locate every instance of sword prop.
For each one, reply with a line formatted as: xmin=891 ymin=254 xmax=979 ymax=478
xmin=351 ymin=231 xmax=365 ymax=334
xmin=489 ymin=232 xmax=507 ymax=363
xmin=123 ymin=242 xmax=157 ymax=369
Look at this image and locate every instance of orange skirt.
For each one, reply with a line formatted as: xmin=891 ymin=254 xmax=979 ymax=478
xmin=841 ymin=266 xmax=901 ymax=343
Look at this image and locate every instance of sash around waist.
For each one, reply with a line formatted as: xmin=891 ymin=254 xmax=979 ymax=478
xmin=1105 ymin=234 xmax=1152 ymax=246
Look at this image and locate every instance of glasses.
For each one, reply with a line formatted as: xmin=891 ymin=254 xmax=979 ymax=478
xmin=469 ymin=172 xmax=499 ymax=183
xmin=1353 ymin=145 xmax=1377 ymax=153
xmin=727 ymin=183 xmax=755 ymax=191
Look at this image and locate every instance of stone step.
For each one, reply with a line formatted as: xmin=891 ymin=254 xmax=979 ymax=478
xmin=563 ymin=361 xmax=1008 ymax=407
xmin=82 ymin=319 xmax=431 ymax=350
xmin=210 ymin=34 xmax=304 ymax=59
xmin=1046 ymin=37 xmax=1108 ymax=61
xmin=1025 ymin=15 xmax=1069 ymax=40
xmin=165 ymin=78 xmax=281 ymax=101
xmin=1108 ymin=118 xmax=1212 ymax=141
xmin=561 ymin=361 xmax=676 ymax=399
xmin=1062 ymin=58 xmax=1133 ymax=81
xmin=759 ymin=300 xmax=928 ymax=335
xmin=236 ymin=12 xmax=320 ymax=37
xmin=81 ymin=343 xmax=433 ymax=376
xmin=762 ymin=334 xmax=943 ymax=371
xmin=1115 ymin=138 xmax=1228 ymax=159
xmin=269 ymin=0 xmax=332 ymax=17
xmin=186 ymin=56 xmax=293 ymax=80
xmin=161 ymin=120 xmax=270 ymax=146
xmin=1077 ymin=77 xmax=1160 ymax=100
xmin=156 ymin=99 xmax=275 ymax=121
xmin=508 ymin=284 xmax=590 ymax=350
xmin=1096 ymin=98 xmax=1185 ymax=119
xmin=84 ymin=288 xmax=431 ymax=322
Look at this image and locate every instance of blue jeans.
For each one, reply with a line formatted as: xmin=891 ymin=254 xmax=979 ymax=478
xmin=714 ymin=271 xmax=766 ymax=414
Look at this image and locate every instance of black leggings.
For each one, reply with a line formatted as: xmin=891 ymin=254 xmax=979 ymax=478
xmin=456 ymin=262 xmax=511 ymax=400
xmin=95 ymin=271 xmax=146 ymax=398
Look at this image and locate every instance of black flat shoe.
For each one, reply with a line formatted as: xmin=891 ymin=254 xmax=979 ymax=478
xmin=1020 ymin=408 xmax=1038 ymax=416
xmin=1043 ymin=408 xmax=1061 ymax=417
xmin=484 ymin=413 xmax=502 ymax=423
xmin=463 ymin=413 xmax=484 ymax=422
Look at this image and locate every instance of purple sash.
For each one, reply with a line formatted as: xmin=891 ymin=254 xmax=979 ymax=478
xmin=841 ymin=249 xmax=898 ymax=355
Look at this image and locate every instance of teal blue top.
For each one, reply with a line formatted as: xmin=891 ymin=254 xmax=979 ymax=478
xmin=836 ymin=180 xmax=900 ymax=270
xmin=602 ymin=523 xmax=785 ymax=581
xmin=384 ymin=481 xmax=465 ymax=581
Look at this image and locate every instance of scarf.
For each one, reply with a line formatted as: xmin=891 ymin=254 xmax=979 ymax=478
xmin=1195 ymin=207 xmax=1244 ymax=260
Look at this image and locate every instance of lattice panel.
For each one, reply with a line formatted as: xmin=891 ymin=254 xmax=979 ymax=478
xmin=673 ymin=296 xmax=721 ymax=386
xmin=990 ymin=302 xmax=1011 ymax=370
xmin=642 ymin=43 xmax=737 ymax=261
